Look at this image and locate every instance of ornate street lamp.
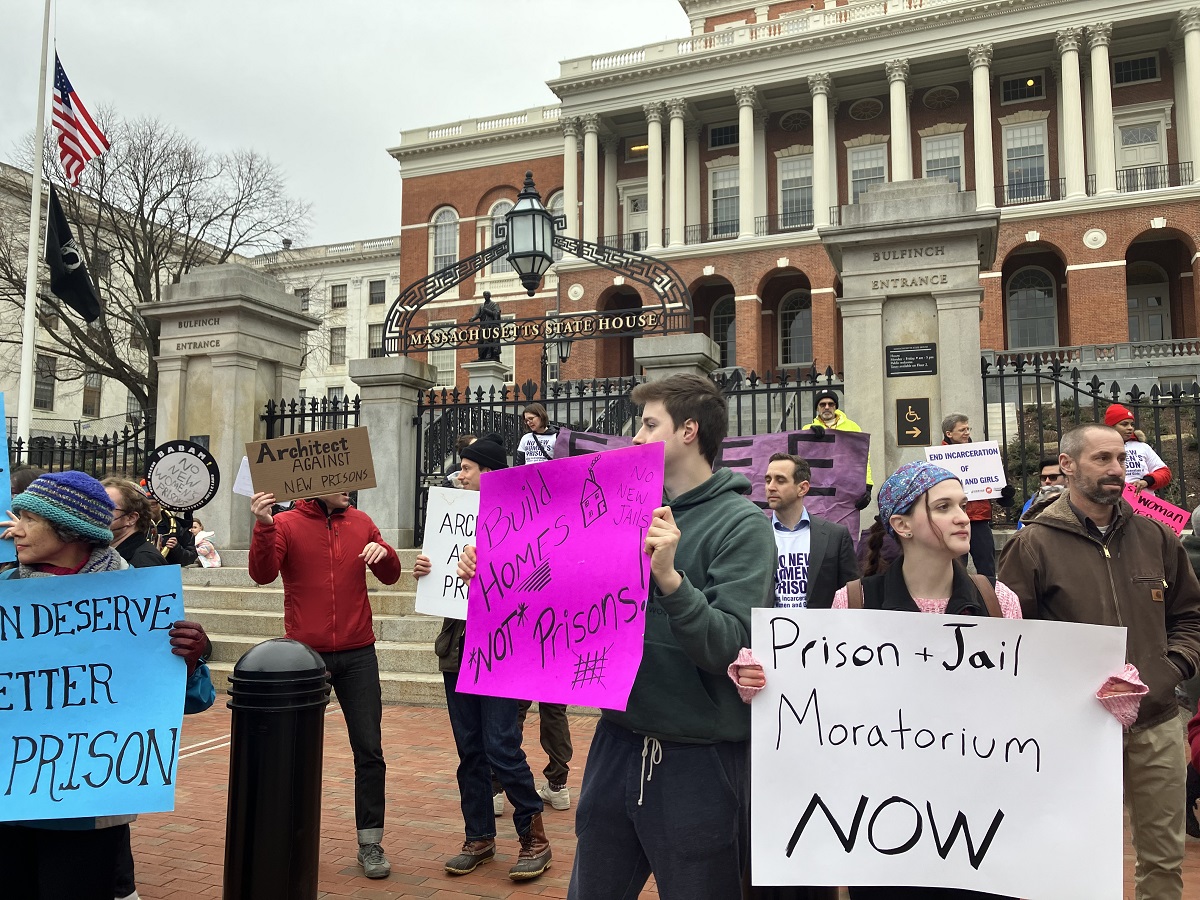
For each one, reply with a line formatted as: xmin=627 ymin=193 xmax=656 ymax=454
xmin=501 ymin=171 xmax=557 ymax=296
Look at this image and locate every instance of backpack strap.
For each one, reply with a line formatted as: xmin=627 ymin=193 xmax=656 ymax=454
xmin=846 ymin=579 xmax=865 ymax=610
xmin=969 ymin=574 xmax=1003 ymax=618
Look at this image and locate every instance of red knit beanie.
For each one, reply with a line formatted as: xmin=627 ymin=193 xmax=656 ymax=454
xmin=1104 ymin=404 xmax=1134 ymax=428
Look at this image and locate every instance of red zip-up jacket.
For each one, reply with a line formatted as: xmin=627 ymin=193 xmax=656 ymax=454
xmin=248 ymin=499 xmax=401 ymax=653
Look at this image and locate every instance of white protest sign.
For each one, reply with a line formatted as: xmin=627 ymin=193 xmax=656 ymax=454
xmin=232 ymin=456 xmax=255 ymax=497
xmin=416 ymin=486 xmax=478 ymax=618
xmin=751 ymin=609 xmax=1125 ymax=898
xmin=924 ymin=441 xmax=1006 ymax=501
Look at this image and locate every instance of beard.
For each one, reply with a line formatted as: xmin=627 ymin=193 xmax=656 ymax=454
xmin=1076 ymin=475 xmax=1125 ymax=506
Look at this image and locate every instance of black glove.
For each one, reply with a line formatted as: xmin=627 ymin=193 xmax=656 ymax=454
xmin=998 ymin=484 xmax=1016 ymax=508
xmin=170 ymin=620 xmax=210 ymax=676
xmin=809 ymin=423 xmax=825 ymax=435
xmin=855 ymin=487 xmax=872 ymax=510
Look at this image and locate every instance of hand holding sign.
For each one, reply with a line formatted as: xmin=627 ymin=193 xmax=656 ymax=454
xmin=251 ymin=492 xmax=276 ymax=526
xmin=644 ymin=506 xmax=682 ymax=595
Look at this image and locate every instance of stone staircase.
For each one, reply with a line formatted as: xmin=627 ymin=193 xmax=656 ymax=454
xmin=182 ymin=548 xmax=446 ymax=706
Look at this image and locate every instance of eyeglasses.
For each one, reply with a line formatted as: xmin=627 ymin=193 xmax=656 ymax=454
xmin=1039 ymin=473 xmax=1064 ymax=482
xmin=817 ymin=401 xmax=836 ymax=408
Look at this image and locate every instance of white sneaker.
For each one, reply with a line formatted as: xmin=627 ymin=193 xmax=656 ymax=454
xmin=116 ymin=893 xmax=141 ymax=900
xmin=493 ymin=791 xmax=504 ymax=816
xmin=538 ymin=781 xmax=570 ymax=810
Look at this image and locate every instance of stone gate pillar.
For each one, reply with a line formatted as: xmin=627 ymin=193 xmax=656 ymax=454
xmin=141 ymin=264 xmax=319 ymax=549
xmin=820 ymin=179 xmax=999 ymax=502
xmin=633 ymin=333 xmax=720 ymax=380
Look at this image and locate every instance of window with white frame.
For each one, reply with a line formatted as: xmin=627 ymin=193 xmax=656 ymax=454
xmin=709 ymin=123 xmax=739 ymax=149
xmin=298 ymin=388 xmax=307 ymax=406
xmin=1114 ymin=54 xmax=1158 ymax=86
xmin=330 ymin=284 xmax=347 ymax=309
xmin=38 ymin=297 xmax=60 ymax=331
xmin=779 ymin=291 xmax=813 ymax=366
xmin=849 ymin=145 xmax=888 ymax=203
xmin=1003 ymin=122 xmax=1048 ymax=201
xmin=711 ymin=296 xmax=737 ymax=368
xmin=1006 ymin=267 xmax=1058 ymax=348
xmin=368 ymin=279 xmax=386 ymax=305
xmin=548 ymin=193 xmax=564 ymax=262
xmin=34 ymin=354 xmax=55 ymax=410
xmin=126 ymin=389 xmax=142 ymax=423
xmin=428 ymin=320 xmax=458 ymax=387
xmin=295 ymin=287 xmax=310 ymax=312
xmin=1001 ymin=74 xmax=1045 ymax=104
xmin=329 ymin=327 xmax=346 ymax=366
xmin=922 ymin=134 xmax=964 ymax=188
xmin=82 ymin=369 xmax=102 ymax=418
xmin=778 ymin=156 xmax=814 ymax=229
xmin=490 ymin=200 xmax=514 ymax=274
xmin=327 ymin=386 xmax=345 ymax=403
xmin=710 ymin=168 xmax=739 ymax=237
xmin=368 ymin=323 xmax=385 ymax=358
xmin=432 ymin=208 xmax=459 ymax=271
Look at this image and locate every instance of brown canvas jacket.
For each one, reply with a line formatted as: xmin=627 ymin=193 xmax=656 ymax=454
xmin=998 ymin=489 xmax=1200 ymax=730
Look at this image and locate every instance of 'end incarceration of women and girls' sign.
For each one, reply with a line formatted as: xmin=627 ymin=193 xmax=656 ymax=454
xmin=0 ymin=566 xmax=187 ymax=822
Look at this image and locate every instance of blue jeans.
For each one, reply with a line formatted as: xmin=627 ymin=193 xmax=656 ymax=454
xmin=323 ymin=645 xmax=386 ymax=839
xmin=443 ymin=670 xmax=543 ymax=840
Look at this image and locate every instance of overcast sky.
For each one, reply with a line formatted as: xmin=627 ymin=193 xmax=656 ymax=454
xmin=0 ymin=0 xmax=688 ymax=247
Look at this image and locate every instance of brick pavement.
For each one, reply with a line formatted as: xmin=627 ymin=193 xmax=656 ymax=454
xmin=131 ymin=702 xmax=1200 ymax=899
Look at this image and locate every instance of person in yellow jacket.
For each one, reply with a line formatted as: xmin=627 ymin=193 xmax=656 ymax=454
xmin=807 ymin=389 xmax=873 ymax=511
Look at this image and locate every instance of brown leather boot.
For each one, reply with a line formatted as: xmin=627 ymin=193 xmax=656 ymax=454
xmin=444 ymin=838 xmax=495 ymax=875
xmin=508 ymin=813 xmax=552 ymax=880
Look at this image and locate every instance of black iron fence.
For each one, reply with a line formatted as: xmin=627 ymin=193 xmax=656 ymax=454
xmin=7 ymin=416 xmax=155 ymax=481
xmin=981 ymin=354 xmax=1200 ymax=524
xmin=413 ymin=366 xmax=842 ymax=541
xmin=261 ymin=395 xmax=361 ymax=439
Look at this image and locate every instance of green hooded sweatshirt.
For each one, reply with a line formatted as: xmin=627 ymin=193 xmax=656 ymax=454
xmin=604 ymin=467 xmax=776 ymax=743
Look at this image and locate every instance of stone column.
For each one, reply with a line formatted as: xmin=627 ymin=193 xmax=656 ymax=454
xmin=562 ymin=117 xmax=580 ymax=239
xmin=668 ymin=99 xmax=688 ymax=247
xmin=633 ymin=333 xmax=720 ymax=381
xmin=1057 ymin=28 xmax=1088 ymax=199
xmin=685 ymin=121 xmax=702 ymax=235
xmin=644 ymin=102 xmax=665 ymax=251
xmin=582 ymin=113 xmax=601 ymax=243
xmin=755 ymin=108 xmax=769 ymax=223
xmin=810 ymin=74 xmax=833 ymax=226
xmin=886 ymin=59 xmax=912 ymax=182
xmin=969 ymin=45 xmax=996 ymax=209
xmin=208 ymin=351 xmax=261 ymax=550
xmin=735 ymin=86 xmax=759 ymax=238
xmin=349 ymin=356 xmax=436 ymax=549
xmin=1182 ymin=10 xmax=1200 ymax=184
xmin=154 ymin=356 xmax=189 ymax=444
xmin=935 ymin=289 xmax=987 ymax=418
xmin=603 ymin=137 xmax=619 ymax=240
xmin=1088 ymin=23 xmax=1117 ymax=195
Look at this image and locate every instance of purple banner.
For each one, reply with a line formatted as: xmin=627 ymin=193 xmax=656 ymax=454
xmin=554 ymin=427 xmax=870 ymax=536
xmin=460 ymin=443 xmax=665 ymax=709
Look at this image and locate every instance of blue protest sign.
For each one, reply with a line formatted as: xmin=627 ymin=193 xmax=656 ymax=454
xmin=0 ymin=394 xmax=13 ymax=565
xmin=0 ymin=566 xmax=186 ymax=822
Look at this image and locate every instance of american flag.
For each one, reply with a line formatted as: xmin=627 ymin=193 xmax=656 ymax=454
xmin=52 ymin=54 xmax=109 ymax=186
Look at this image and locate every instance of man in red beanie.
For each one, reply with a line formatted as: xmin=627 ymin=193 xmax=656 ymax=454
xmin=1105 ymin=403 xmax=1172 ymax=494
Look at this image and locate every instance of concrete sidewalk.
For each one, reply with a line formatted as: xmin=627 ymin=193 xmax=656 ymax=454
xmin=132 ymin=702 xmax=1200 ymax=899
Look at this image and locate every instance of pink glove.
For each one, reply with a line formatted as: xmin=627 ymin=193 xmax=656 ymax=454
xmin=727 ymin=647 xmax=765 ymax=704
xmin=1096 ymin=663 xmax=1149 ymax=729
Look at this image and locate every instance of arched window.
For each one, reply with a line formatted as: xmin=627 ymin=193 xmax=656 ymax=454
xmin=431 ymin=208 xmax=458 ymax=271
xmin=779 ymin=290 xmax=813 ymax=366
xmin=490 ymin=200 xmax=513 ymax=274
xmin=547 ymin=192 xmax=565 ymax=262
xmin=712 ymin=296 xmax=737 ymax=368
xmin=1006 ymin=267 xmax=1058 ymax=348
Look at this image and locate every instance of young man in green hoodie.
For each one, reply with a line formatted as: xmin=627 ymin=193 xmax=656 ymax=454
xmin=568 ymin=373 xmax=777 ymax=899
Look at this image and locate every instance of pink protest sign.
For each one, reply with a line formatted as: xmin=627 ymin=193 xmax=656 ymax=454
xmin=1123 ymin=484 xmax=1189 ymax=535
xmin=459 ymin=442 xmax=665 ymax=709
xmin=554 ymin=427 xmax=870 ymax=535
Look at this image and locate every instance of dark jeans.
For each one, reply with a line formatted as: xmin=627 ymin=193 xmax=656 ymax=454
xmin=0 ymin=824 xmax=122 ymax=900
xmin=518 ymin=699 xmax=574 ymax=786
xmin=114 ymin=823 xmax=135 ymax=895
xmin=568 ymin=719 xmax=748 ymax=900
xmin=961 ymin=520 xmax=996 ymax=582
xmin=443 ymin=669 xmax=543 ymax=840
xmin=324 ymin=645 xmax=386 ymax=838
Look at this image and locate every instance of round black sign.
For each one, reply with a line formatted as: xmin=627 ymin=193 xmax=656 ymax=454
xmin=145 ymin=440 xmax=220 ymax=512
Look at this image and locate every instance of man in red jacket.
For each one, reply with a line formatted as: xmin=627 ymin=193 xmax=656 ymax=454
xmin=249 ymin=490 xmax=401 ymax=880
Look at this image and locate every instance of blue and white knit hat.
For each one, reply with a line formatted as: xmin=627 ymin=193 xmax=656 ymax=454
xmin=12 ymin=471 xmax=115 ymax=543
xmin=876 ymin=461 xmax=960 ymax=538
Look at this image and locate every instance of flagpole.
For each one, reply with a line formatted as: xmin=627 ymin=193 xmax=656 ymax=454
xmin=16 ymin=0 xmax=53 ymax=442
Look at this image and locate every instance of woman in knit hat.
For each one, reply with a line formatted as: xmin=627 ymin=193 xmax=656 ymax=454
xmin=1104 ymin=403 xmax=1172 ymax=494
xmin=0 ymin=471 xmax=214 ymax=900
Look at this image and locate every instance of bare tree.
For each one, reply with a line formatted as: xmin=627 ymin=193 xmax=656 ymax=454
xmin=0 ymin=115 xmax=310 ymax=414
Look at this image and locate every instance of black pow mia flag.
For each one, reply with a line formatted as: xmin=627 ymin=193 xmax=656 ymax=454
xmin=44 ymin=184 xmax=101 ymax=322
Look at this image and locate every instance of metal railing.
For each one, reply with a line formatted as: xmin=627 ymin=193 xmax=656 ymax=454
xmin=755 ymin=212 xmax=816 ymax=236
xmin=994 ymin=178 xmax=1068 ymax=207
xmin=1117 ymin=162 xmax=1193 ymax=193
xmin=261 ymin=395 xmax=361 ymax=439
xmin=7 ymin=416 xmax=155 ymax=480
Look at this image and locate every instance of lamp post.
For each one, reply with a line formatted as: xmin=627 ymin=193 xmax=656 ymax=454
xmin=540 ymin=336 xmax=574 ymax=398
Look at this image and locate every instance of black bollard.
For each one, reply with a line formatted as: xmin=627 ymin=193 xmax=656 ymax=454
xmin=223 ymin=638 xmax=330 ymax=900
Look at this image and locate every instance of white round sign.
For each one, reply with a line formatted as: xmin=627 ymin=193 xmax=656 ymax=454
xmin=145 ymin=441 xmax=220 ymax=512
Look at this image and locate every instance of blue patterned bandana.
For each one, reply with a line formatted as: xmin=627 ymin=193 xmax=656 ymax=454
xmin=877 ymin=461 xmax=959 ymax=537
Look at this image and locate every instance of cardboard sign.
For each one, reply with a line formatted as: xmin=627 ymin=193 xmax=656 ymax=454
xmin=145 ymin=440 xmax=220 ymax=512
xmin=1124 ymin=484 xmax=1189 ymax=534
xmin=751 ymin=609 xmax=1125 ymax=897
xmin=459 ymin=443 xmax=665 ymax=709
xmin=0 ymin=566 xmax=188 ymax=822
xmin=924 ymin=441 xmax=1006 ymax=501
xmin=0 ymin=394 xmax=13 ymax=564
xmin=416 ymin=486 xmax=479 ymax=619
xmin=244 ymin=427 xmax=376 ymax=502
xmin=553 ymin=428 xmax=869 ymax=537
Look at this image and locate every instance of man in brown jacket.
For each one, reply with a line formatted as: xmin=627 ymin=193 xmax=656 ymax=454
xmin=998 ymin=423 xmax=1200 ymax=900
